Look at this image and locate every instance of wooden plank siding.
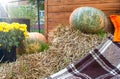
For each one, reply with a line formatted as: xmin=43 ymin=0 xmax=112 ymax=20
xmin=45 ymin=0 xmax=120 ymax=38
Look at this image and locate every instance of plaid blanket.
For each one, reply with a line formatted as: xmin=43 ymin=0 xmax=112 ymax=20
xmin=46 ymin=37 xmax=120 ymax=79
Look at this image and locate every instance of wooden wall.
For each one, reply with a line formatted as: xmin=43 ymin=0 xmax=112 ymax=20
xmin=45 ymin=0 xmax=120 ymax=37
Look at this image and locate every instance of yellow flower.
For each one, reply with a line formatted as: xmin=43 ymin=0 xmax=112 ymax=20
xmin=24 ymin=32 xmax=29 ymax=37
xmin=0 ymin=44 xmax=2 ymax=47
xmin=0 ymin=27 xmax=3 ymax=31
xmin=3 ymin=29 xmax=9 ymax=32
xmin=19 ymin=24 xmax=27 ymax=31
xmin=19 ymin=28 xmax=25 ymax=31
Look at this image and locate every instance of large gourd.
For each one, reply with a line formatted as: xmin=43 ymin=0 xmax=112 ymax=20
xmin=69 ymin=7 xmax=108 ymax=33
xmin=28 ymin=32 xmax=47 ymax=43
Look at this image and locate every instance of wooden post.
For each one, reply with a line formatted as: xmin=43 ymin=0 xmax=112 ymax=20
xmin=45 ymin=0 xmax=48 ymax=41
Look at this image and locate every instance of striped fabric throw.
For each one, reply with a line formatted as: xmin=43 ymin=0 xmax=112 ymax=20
xmin=46 ymin=37 xmax=120 ymax=79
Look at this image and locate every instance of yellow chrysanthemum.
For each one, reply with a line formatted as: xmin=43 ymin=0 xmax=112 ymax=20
xmin=3 ymin=29 xmax=9 ymax=32
xmin=24 ymin=31 xmax=29 ymax=37
xmin=0 ymin=44 xmax=2 ymax=47
xmin=0 ymin=27 xmax=3 ymax=31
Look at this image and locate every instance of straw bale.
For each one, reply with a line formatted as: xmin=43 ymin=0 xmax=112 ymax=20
xmin=0 ymin=26 xmax=110 ymax=79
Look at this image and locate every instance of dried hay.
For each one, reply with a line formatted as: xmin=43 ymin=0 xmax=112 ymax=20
xmin=0 ymin=26 xmax=110 ymax=79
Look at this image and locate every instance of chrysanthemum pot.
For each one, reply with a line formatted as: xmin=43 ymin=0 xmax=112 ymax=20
xmin=0 ymin=47 xmax=16 ymax=63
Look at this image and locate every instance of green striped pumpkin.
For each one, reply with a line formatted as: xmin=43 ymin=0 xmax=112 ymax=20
xmin=69 ymin=7 xmax=108 ymax=33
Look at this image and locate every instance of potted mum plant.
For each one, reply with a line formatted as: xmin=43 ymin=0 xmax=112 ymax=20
xmin=0 ymin=22 xmax=28 ymax=63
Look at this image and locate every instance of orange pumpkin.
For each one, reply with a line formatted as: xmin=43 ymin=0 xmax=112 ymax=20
xmin=28 ymin=32 xmax=47 ymax=43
